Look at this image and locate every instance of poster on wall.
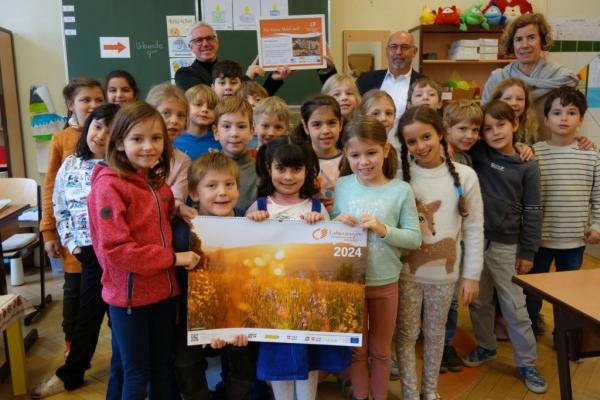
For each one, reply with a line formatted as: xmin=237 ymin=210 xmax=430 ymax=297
xmin=166 ymin=16 xmax=196 ymax=78
xmin=257 ymin=15 xmax=327 ymax=71
xmin=260 ymin=0 xmax=288 ymax=17
xmin=202 ymin=0 xmax=234 ymax=30
xmin=233 ymin=0 xmax=260 ymax=30
xmin=588 ymin=56 xmax=600 ymax=108
xmin=187 ymin=217 xmax=367 ymax=347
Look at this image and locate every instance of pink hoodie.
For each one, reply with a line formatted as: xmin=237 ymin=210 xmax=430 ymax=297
xmin=88 ymin=163 xmax=180 ymax=308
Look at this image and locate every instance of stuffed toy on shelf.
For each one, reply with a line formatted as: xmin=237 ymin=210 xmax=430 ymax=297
xmin=434 ymin=5 xmax=461 ymax=26
xmin=420 ymin=4 xmax=437 ymax=25
xmin=459 ymin=1 xmax=490 ymax=31
xmin=483 ymin=1 xmax=506 ymax=25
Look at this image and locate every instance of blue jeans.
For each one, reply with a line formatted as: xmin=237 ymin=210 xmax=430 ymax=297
xmin=108 ymin=298 xmax=176 ymax=400
xmin=525 ymin=246 xmax=584 ymax=331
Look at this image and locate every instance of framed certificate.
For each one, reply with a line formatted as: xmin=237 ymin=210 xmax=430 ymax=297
xmin=257 ymin=14 xmax=327 ymax=71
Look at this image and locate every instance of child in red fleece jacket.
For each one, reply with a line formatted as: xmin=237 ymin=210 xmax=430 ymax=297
xmin=87 ymin=101 xmax=200 ymax=399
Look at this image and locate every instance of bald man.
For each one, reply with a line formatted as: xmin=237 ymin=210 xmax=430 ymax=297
xmin=356 ymin=31 xmax=425 ymax=116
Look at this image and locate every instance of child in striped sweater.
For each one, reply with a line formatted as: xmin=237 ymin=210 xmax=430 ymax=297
xmin=526 ymin=86 xmax=600 ymax=332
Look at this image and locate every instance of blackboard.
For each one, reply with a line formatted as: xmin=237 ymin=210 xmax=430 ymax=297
xmin=62 ymin=0 xmax=330 ymax=104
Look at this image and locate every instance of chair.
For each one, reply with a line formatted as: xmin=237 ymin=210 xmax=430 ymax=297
xmin=0 ymin=178 xmax=51 ymax=323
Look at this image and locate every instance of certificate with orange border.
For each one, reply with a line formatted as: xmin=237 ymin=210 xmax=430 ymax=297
xmin=257 ymin=15 xmax=327 ymax=71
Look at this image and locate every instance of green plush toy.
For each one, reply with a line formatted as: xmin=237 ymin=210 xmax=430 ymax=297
xmin=459 ymin=1 xmax=490 ymax=31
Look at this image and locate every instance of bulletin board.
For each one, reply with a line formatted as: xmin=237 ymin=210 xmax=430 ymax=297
xmin=61 ymin=0 xmax=330 ymax=104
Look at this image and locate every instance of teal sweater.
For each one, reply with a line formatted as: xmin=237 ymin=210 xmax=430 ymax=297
xmin=332 ymin=175 xmax=421 ymax=286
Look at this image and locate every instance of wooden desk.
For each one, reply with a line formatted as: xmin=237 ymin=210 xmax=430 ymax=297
xmin=0 ymin=203 xmax=40 ymax=383
xmin=0 ymin=294 xmax=30 ymax=395
xmin=513 ymin=269 xmax=600 ymax=400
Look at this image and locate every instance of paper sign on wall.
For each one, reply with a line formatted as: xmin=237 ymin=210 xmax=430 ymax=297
xmin=202 ymin=0 xmax=234 ymax=30
xmin=99 ymin=37 xmax=130 ymax=58
xmin=260 ymin=0 xmax=288 ymax=17
xmin=233 ymin=0 xmax=260 ymax=30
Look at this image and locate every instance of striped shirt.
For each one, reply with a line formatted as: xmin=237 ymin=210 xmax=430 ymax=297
xmin=534 ymin=141 xmax=600 ymax=249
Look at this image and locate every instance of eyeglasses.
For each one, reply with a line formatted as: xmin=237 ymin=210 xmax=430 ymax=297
xmin=387 ymin=44 xmax=415 ymax=53
xmin=189 ymin=35 xmax=217 ymax=46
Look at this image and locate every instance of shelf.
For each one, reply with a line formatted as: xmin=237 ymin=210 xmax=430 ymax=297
xmin=410 ymin=24 xmax=505 ymax=34
xmin=422 ymin=59 xmax=513 ymax=64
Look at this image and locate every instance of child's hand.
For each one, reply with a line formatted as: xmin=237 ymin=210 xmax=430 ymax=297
xmin=515 ymin=257 xmax=533 ymax=274
xmin=175 ymin=251 xmax=201 ymax=270
xmin=271 ymin=65 xmax=292 ymax=80
xmin=45 ymin=240 xmax=61 ymax=258
xmin=300 ymin=211 xmax=325 ymax=225
xmin=231 ymin=334 xmax=249 ymax=346
xmin=210 ymin=337 xmax=228 ymax=349
xmin=585 ymin=227 xmax=600 ymax=244
xmin=460 ymin=278 xmax=479 ymax=305
xmin=576 ymin=136 xmax=597 ymax=151
xmin=335 ymin=213 xmax=358 ymax=226
xmin=245 ymin=56 xmax=264 ymax=80
xmin=178 ymin=204 xmax=198 ymax=221
xmin=360 ymin=213 xmax=387 ymax=237
xmin=210 ymin=334 xmax=248 ymax=349
xmin=246 ymin=210 xmax=269 ymax=221
xmin=515 ymin=143 xmax=534 ymax=161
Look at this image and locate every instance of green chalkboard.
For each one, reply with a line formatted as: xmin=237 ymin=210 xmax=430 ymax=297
xmin=62 ymin=0 xmax=329 ymax=105
xmin=62 ymin=0 xmax=196 ymax=98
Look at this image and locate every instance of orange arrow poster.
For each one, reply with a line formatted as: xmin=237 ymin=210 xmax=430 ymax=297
xmin=99 ymin=37 xmax=131 ymax=58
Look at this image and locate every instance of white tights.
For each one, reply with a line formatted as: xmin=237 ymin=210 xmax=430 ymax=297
xmin=269 ymin=370 xmax=319 ymax=400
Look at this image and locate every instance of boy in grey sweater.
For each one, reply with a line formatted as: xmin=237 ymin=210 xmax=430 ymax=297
xmin=462 ymin=100 xmax=546 ymax=394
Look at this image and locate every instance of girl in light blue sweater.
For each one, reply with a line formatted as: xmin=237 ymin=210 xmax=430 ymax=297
xmin=333 ymin=115 xmax=421 ymax=400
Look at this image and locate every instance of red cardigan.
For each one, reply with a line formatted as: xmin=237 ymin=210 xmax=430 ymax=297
xmin=88 ymin=163 xmax=180 ymax=308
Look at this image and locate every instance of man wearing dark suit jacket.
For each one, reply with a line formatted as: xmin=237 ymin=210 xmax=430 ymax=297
xmin=356 ymin=31 xmax=425 ymax=116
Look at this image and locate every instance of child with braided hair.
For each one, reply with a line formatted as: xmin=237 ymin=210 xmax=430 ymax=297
xmin=395 ymin=105 xmax=484 ymax=400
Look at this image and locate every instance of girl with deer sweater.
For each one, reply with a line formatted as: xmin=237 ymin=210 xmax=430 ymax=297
xmin=395 ymin=106 xmax=484 ymax=400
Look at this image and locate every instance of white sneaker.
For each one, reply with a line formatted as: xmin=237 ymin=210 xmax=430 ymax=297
xmin=31 ymin=374 xmax=65 ymax=399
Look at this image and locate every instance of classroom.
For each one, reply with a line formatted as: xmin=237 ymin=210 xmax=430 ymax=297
xmin=1 ymin=0 xmax=600 ymax=399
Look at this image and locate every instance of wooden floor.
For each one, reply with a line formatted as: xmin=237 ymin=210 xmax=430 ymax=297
xmin=1 ymin=258 xmax=600 ymax=399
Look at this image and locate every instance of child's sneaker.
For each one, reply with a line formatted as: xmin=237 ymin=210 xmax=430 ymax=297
xmin=31 ymin=374 xmax=65 ymax=399
xmin=420 ymin=392 xmax=442 ymax=400
xmin=390 ymin=357 xmax=400 ymax=380
xmin=444 ymin=345 xmax=463 ymax=372
xmin=462 ymin=346 xmax=497 ymax=367
xmin=518 ymin=366 xmax=548 ymax=393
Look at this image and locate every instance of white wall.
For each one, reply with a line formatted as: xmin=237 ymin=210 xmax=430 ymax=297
xmin=0 ymin=0 xmax=67 ymax=183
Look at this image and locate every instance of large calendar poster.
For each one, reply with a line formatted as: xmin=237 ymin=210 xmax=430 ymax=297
xmin=187 ymin=217 xmax=367 ymax=347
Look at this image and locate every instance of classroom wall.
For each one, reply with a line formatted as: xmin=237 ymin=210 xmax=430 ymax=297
xmin=0 ymin=0 xmax=67 ymax=183
xmin=1 ymin=0 xmax=600 ymax=183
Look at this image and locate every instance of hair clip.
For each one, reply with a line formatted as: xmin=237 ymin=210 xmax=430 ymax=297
xmin=456 ymin=186 xmax=463 ymax=197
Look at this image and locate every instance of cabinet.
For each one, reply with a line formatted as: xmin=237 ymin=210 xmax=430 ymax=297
xmin=0 ymin=27 xmax=25 ymax=177
xmin=409 ymin=24 xmax=514 ymax=98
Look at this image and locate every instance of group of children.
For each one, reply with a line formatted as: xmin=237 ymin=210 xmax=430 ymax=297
xmin=29 ymin=56 xmax=599 ymax=400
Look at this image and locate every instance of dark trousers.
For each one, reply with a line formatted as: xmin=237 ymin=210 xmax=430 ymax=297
xmin=109 ymin=297 xmax=177 ymax=400
xmin=526 ymin=246 xmax=584 ymax=331
xmin=219 ymin=344 xmax=257 ymax=400
xmin=56 ymin=246 xmax=107 ymax=390
xmin=174 ymin=306 xmax=210 ymax=400
xmin=174 ymin=305 xmax=256 ymax=400
xmin=62 ymin=271 xmax=81 ymax=342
